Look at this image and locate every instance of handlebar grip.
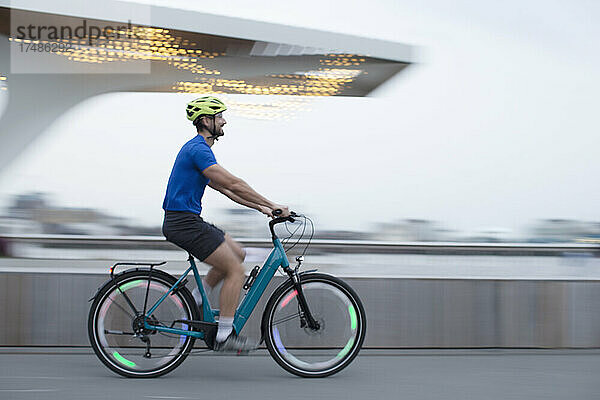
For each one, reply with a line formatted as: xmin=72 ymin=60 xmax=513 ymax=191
xmin=268 ymin=211 xmax=300 ymax=238
xmin=272 ymin=209 xmax=296 ymax=222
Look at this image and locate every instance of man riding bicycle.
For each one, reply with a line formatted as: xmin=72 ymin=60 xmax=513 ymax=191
xmin=162 ymin=96 xmax=290 ymax=353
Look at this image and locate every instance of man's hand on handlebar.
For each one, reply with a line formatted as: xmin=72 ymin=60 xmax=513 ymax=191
xmin=258 ymin=205 xmax=273 ymax=218
xmin=271 ymin=205 xmax=290 ymax=218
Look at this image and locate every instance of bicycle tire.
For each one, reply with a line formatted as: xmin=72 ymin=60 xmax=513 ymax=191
xmin=88 ymin=269 xmax=199 ymax=378
xmin=262 ymin=273 xmax=366 ymax=378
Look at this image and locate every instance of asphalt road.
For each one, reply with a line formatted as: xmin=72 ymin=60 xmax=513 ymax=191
xmin=1 ymin=348 xmax=599 ymax=400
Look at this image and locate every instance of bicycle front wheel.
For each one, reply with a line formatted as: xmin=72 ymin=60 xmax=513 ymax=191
xmin=88 ymin=269 xmax=199 ymax=378
xmin=263 ymin=273 xmax=366 ymax=378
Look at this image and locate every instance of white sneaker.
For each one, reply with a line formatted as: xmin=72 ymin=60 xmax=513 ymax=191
xmin=214 ymin=333 xmax=256 ymax=353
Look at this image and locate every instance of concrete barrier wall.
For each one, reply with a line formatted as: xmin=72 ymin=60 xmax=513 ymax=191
xmin=1 ymin=272 xmax=600 ymax=348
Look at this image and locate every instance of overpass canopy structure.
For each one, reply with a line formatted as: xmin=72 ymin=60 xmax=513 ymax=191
xmin=0 ymin=0 xmax=415 ymax=169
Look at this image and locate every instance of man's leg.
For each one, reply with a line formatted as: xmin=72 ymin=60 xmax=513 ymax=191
xmin=201 ymin=238 xmax=258 ymax=351
xmin=203 ymin=234 xmax=245 ymax=288
xmin=203 ymin=241 xmax=244 ymax=319
xmin=195 ymin=235 xmax=245 ymax=309
xmin=224 ymin=234 xmax=247 ymax=261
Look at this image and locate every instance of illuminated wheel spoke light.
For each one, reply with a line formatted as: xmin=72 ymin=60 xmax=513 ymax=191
xmin=113 ymin=351 xmax=136 ymax=368
xmin=279 ymin=290 xmax=298 ymax=309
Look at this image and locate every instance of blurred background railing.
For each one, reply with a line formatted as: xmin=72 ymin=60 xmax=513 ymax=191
xmin=1 ymin=233 xmax=599 ymax=255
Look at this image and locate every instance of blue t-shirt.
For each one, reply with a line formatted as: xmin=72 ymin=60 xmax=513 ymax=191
xmin=162 ymin=135 xmax=217 ymax=214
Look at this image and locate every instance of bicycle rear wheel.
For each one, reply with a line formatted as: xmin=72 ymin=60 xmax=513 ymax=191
xmin=88 ymin=269 xmax=199 ymax=378
xmin=263 ymin=273 xmax=366 ymax=378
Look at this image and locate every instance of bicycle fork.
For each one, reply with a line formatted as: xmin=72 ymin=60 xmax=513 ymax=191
xmin=283 ymin=267 xmax=320 ymax=331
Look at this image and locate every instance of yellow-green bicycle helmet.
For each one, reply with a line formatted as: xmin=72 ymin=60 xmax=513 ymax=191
xmin=186 ymin=96 xmax=227 ymax=122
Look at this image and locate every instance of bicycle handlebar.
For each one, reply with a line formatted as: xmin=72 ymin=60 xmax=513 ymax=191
xmin=269 ymin=210 xmax=297 ymax=239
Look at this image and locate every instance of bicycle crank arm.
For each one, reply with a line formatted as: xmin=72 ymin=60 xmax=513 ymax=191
xmin=165 ymin=319 xmax=217 ymax=332
xmin=158 ymin=319 xmax=218 ymax=348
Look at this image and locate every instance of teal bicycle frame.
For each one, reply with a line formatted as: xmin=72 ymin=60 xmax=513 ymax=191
xmin=143 ymin=237 xmax=290 ymax=339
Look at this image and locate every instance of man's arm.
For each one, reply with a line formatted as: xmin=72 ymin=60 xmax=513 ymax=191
xmin=208 ymin=181 xmax=271 ymax=216
xmin=203 ymin=164 xmax=289 ymax=217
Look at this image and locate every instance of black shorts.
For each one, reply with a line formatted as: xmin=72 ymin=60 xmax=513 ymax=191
xmin=162 ymin=211 xmax=226 ymax=262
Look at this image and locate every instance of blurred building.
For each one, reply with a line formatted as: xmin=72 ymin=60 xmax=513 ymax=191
xmin=528 ymin=219 xmax=600 ymax=243
xmin=217 ymin=209 xmax=370 ymax=240
xmin=0 ymin=215 xmax=43 ymax=234
xmin=313 ymin=230 xmax=368 ymax=240
xmin=461 ymin=227 xmax=514 ymax=243
xmin=3 ymin=192 xmax=599 ymax=244
xmin=371 ymin=219 xmax=450 ymax=242
xmin=2 ymin=192 xmax=130 ymax=235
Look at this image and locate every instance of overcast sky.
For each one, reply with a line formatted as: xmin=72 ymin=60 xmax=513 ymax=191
xmin=0 ymin=0 xmax=599 ymax=235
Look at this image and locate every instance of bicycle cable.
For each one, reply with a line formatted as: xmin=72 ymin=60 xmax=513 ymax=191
xmin=276 ymin=218 xmax=300 ymax=276
xmin=282 ymin=215 xmax=306 ymax=251
xmin=281 ymin=217 xmax=303 ymax=249
xmin=299 ymin=215 xmax=315 ymax=259
xmin=274 ymin=213 xmax=315 ymax=276
xmin=281 ymin=214 xmax=315 ymax=264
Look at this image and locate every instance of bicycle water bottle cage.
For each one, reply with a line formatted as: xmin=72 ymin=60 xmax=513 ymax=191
xmin=243 ymin=266 xmax=260 ymax=290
